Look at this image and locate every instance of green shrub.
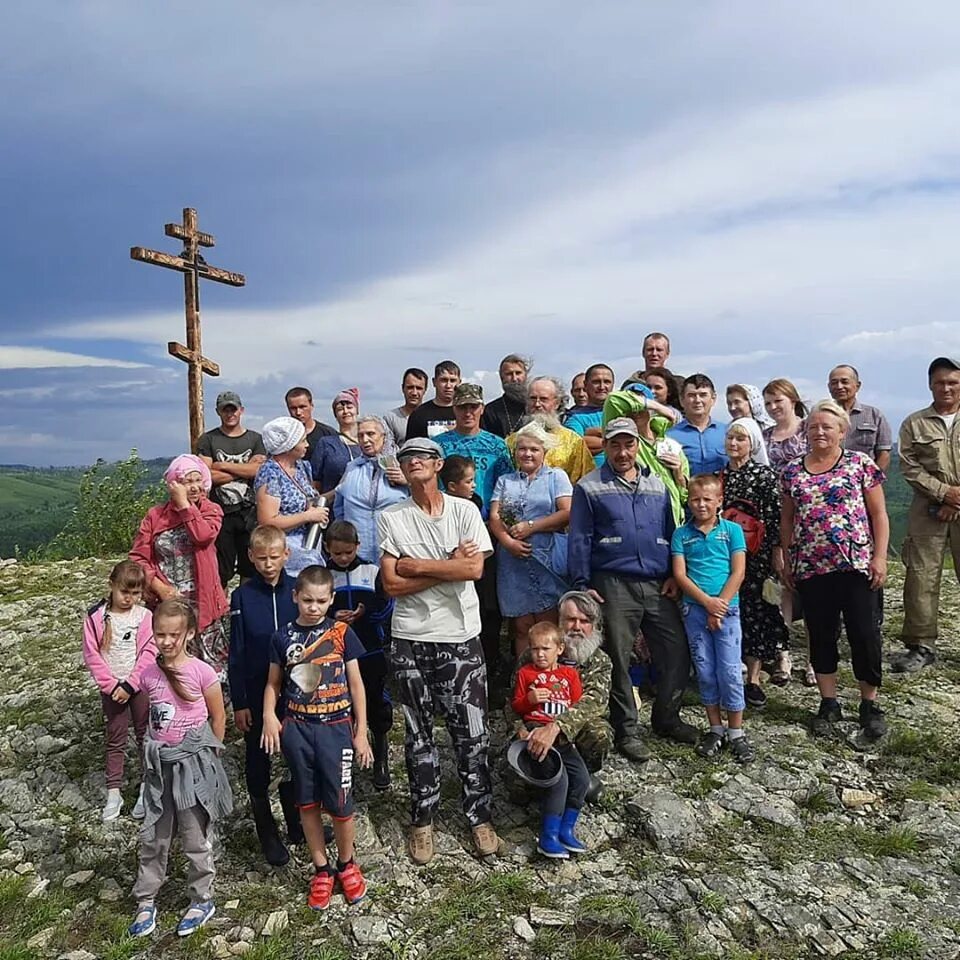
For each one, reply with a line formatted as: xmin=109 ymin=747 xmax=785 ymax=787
xmin=44 ymin=450 xmax=165 ymax=559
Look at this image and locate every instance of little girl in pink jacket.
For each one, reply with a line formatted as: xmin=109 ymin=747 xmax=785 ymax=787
xmin=82 ymin=560 xmax=156 ymax=822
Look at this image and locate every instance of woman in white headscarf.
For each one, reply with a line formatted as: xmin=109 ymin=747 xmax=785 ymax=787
xmin=254 ymin=416 xmax=330 ymax=574
xmin=721 ymin=418 xmax=789 ymax=707
xmin=726 ymin=383 xmax=775 ymax=430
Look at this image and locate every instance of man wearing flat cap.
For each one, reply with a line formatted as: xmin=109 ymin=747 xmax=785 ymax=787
xmin=894 ymin=357 xmax=960 ymax=673
xmin=436 ymin=383 xmax=513 ymax=518
xmin=197 ymin=390 xmax=266 ymax=586
xmin=377 ymin=436 xmax=499 ymax=865
xmin=568 ymin=418 xmax=697 ymax=763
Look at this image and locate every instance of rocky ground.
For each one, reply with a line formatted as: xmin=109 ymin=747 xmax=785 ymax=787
xmin=1 ymin=558 xmax=959 ymax=960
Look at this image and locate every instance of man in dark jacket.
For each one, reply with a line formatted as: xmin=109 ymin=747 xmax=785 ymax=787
xmin=481 ymin=354 xmax=530 ymax=438
xmin=228 ymin=525 xmax=300 ymax=866
xmin=568 ymin=418 xmax=697 ymax=762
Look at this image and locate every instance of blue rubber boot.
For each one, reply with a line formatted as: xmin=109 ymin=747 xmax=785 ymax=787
xmin=536 ymin=814 xmax=569 ymax=859
xmin=559 ymin=808 xmax=588 ymax=853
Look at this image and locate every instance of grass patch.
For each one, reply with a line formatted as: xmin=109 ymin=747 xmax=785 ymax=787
xmin=389 ymin=870 xmax=547 ymax=960
xmin=747 ymin=820 xmax=926 ymax=869
xmin=797 ymin=790 xmax=834 ymax=814
xmin=888 ymin=779 xmax=940 ymax=804
xmin=876 ymin=928 xmax=925 ymax=959
xmin=677 ymin=770 xmax=725 ymax=800
xmin=880 ymin=726 xmax=960 ymax=785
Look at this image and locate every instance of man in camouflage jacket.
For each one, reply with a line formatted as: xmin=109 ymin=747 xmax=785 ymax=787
xmin=510 ymin=590 xmax=614 ymax=773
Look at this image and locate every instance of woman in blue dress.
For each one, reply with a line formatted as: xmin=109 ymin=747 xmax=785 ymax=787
xmin=489 ymin=420 xmax=573 ymax=656
xmin=254 ymin=417 xmax=329 ymax=575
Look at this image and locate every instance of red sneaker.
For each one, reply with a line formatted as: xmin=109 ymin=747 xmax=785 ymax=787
xmin=308 ymin=870 xmax=335 ymax=910
xmin=337 ymin=860 xmax=367 ymax=905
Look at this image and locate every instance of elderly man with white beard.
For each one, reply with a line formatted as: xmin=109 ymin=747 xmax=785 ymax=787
xmin=505 ymin=377 xmax=595 ymax=485
xmin=512 ymin=591 xmax=614 ymax=801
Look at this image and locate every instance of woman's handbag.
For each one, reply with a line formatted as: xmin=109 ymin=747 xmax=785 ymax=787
xmin=722 ymin=498 xmax=766 ymax=555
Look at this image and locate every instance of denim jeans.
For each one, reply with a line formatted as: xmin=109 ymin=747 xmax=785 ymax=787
xmin=682 ymin=603 xmax=744 ymax=712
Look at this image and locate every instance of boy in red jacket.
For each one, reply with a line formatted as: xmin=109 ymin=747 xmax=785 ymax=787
xmin=511 ymin=622 xmax=590 ymax=859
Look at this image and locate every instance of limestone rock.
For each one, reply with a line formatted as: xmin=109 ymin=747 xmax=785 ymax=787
xmin=209 ymin=935 xmax=232 ymax=959
xmin=714 ymin=777 xmax=800 ymax=829
xmin=262 ymin=909 xmax=289 ymax=937
xmin=27 ymin=877 xmax=49 ymax=898
xmin=0 ymin=779 xmax=34 ymax=813
xmin=529 ymin=905 xmax=574 ymax=926
xmin=352 ymin=916 xmax=393 ymax=945
xmin=27 ymin=927 xmax=55 ymax=949
xmin=98 ymin=877 xmax=122 ymax=902
xmin=35 ymin=735 xmax=69 ymax=755
xmin=64 ymin=870 xmax=95 ymax=888
xmin=513 ymin=916 xmax=536 ymax=942
xmin=840 ymin=788 xmax=880 ymax=810
xmin=626 ymin=786 xmax=702 ymax=852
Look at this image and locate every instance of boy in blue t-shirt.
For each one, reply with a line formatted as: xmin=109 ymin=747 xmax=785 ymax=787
xmin=671 ymin=474 xmax=751 ymax=763
xmin=261 ymin=565 xmax=373 ymax=911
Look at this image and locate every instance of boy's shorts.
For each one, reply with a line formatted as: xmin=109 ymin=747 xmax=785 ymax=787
xmin=280 ymin=717 xmax=355 ymax=818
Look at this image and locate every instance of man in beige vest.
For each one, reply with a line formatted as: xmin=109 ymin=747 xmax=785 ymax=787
xmin=894 ymin=356 xmax=960 ymax=672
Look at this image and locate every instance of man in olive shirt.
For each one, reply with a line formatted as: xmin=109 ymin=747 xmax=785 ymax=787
xmin=894 ymin=357 xmax=960 ymax=672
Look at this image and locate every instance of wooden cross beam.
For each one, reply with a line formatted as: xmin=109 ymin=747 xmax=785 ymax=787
xmin=130 ymin=208 xmax=245 ymax=452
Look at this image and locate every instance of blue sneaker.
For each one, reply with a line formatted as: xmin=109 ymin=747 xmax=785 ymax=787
xmin=177 ymin=900 xmax=215 ymax=937
xmin=128 ymin=902 xmax=157 ymax=938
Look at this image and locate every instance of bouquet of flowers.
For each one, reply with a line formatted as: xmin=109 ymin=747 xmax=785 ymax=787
xmin=498 ymin=498 xmax=523 ymax=529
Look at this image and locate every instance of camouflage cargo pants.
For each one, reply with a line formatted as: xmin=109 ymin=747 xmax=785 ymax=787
xmin=390 ymin=636 xmax=493 ymax=828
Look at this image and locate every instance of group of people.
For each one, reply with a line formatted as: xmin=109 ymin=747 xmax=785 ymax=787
xmin=80 ymin=333 xmax=960 ymax=936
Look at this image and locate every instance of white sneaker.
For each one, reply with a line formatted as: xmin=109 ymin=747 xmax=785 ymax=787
xmin=102 ymin=788 xmax=123 ymax=822
xmin=131 ymin=783 xmax=146 ymax=820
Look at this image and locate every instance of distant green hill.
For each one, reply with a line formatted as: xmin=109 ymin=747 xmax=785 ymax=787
xmin=0 ymin=452 xmax=922 ymax=559
xmin=0 ymin=459 xmax=169 ymax=558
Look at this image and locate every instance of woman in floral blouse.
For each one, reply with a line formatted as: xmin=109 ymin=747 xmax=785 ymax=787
xmin=254 ymin=417 xmax=330 ymax=575
xmin=776 ymin=400 xmax=889 ymax=742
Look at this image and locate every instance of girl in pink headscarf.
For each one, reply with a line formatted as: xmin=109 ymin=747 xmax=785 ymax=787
xmin=129 ymin=454 xmax=230 ymax=680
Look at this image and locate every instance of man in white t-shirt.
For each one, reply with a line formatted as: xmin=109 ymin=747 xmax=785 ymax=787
xmin=378 ymin=436 xmax=499 ymax=865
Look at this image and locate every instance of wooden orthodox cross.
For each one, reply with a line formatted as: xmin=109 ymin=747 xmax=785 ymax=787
xmin=130 ymin=208 xmax=245 ymax=452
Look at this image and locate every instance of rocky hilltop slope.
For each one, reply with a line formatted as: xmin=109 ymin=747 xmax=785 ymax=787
xmin=1 ymin=558 xmax=959 ymax=960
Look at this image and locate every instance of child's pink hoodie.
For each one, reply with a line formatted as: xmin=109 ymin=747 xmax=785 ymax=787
xmin=82 ymin=600 xmax=156 ymax=695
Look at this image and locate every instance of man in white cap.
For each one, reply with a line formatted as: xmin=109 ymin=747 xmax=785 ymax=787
xmin=894 ymin=356 xmax=960 ymax=672
xmin=568 ymin=418 xmax=697 ymax=762
xmin=377 ymin=437 xmax=499 ymax=864
xmin=197 ymin=390 xmax=266 ymax=586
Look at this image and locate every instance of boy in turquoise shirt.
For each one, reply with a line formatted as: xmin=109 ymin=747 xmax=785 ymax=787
xmin=671 ymin=474 xmax=751 ymax=763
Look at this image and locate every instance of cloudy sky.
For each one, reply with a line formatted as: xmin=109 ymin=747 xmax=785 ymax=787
xmin=2 ymin=3 xmax=960 ymax=465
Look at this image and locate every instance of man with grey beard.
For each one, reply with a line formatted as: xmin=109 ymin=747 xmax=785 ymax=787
xmin=505 ymin=376 xmax=594 ymax=484
xmin=517 ymin=591 xmax=614 ymax=787
xmin=482 ymin=354 xmax=531 ymax=438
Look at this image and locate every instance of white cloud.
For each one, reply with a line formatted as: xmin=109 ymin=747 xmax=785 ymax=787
xmin=10 ymin=5 xmax=960 ymax=460
xmin=0 ymin=346 xmax=147 ymax=370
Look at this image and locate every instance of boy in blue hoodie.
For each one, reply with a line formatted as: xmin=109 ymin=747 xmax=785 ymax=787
xmin=229 ymin=524 xmax=301 ymax=865
xmin=324 ymin=520 xmax=395 ymax=790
